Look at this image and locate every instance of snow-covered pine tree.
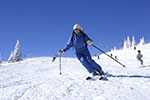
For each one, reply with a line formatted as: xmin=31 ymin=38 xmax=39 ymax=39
xmin=123 ymin=40 xmax=127 ymax=50
xmin=132 ymin=36 xmax=136 ymax=47
xmin=8 ymin=40 xmax=22 ymax=63
xmin=139 ymin=37 xmax=145 ymax=45
xmin=127 ymin=36 xmax=131 ymax=48
xmin=114 ymin=46 xmax=116 ymax=50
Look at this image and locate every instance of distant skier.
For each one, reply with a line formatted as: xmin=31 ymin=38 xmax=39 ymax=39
xmin=110 ymin=53 xmax=113 ymax=57
xmin=58 ymin=24 xmax=105 ymax=79
xmin=134 ymin=46 xmax=136 ymax=50
xmin=115 ymin=56 xmax=118 ymax=60
xmin=97 ymin=55 xmax=100 ymax=60
xmin=137 ymin=50 xmax=143 ymax=65
xmin=94 ymin=54 xmax=100 ymax=60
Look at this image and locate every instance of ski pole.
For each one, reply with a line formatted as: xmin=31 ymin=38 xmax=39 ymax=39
xmin=92 ymin=44 xmax=126 ymax=68
xmin=59 ymin=54 xmax=62 ymax=75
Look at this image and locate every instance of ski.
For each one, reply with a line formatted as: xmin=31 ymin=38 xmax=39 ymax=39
xmin=99 ymin=75 xmax=108 ymax=81
xmin=86 ymin=73 xmax=108 ymax=81
xmin=86 ymin=76 xmax=93 ymax=80
xmin=139 ymin=65 xmax=150 ymax=68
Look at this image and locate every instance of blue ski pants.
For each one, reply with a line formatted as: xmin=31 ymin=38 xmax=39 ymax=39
xmin=76 ymin=48 xmax=103 ymax=73
xmin=138 ymin=58 xmax=143 ymax=65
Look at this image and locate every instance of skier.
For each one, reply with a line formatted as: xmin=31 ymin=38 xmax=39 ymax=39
xmin=115 ymin=56 xmax=118 ymax=60
xmin=94 ymin=54 xmax=100 ymax=60
xmin=97 ymin=55 xmax=100 ymax=60
xmin=134 ymin=46 xmax=136 ymax=50
xmin=58 ymin=24 xmax=105 ymax=79
xmin=137 ymin=50 xmax=143 ymax=65
xmin=110 ymin=53 xmax=113 ymax=57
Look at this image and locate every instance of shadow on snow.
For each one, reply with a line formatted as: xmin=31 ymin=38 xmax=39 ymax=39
xmin=107 ymin=74 xmax=150 ymax=79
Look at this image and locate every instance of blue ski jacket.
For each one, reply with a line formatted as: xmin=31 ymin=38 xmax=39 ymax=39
xmin=64 ymin=32 xmax=92 ymax=53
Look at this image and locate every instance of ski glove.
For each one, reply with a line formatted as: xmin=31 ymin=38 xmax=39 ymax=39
xmin=87 ymin=40 xmax=93 ymax=46
xmin=58 ymin=50 xmax=64 ymax=55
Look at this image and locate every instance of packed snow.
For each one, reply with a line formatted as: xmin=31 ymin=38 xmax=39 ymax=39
xmin=0 ymin=44 xmax=150 ymax=100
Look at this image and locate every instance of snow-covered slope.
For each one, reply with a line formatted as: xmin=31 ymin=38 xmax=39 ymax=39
xmin=0 ymin=44 xmax=150 ymax=100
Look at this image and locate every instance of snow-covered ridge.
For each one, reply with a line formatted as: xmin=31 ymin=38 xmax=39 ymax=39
xmin=0 ymin=43 xmax=150 ymax=100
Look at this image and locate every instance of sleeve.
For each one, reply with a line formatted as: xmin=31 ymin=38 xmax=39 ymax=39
xmin=63 ymin=36 xmax=73 ymax=52
xmin=84 ymin=34 xmax=93 ymax=43
xmin=136 ymin=54 xmax=139 ymax=59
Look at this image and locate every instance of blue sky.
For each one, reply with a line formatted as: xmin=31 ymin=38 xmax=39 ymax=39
xmin=0 ymin=0 xmax=150 ymax=61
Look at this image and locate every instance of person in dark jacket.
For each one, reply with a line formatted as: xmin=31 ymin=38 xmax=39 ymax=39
xmin=137 ymin=50 xmax=143 ymax=65
xmin=58 ymin=24 xmax=104 ymax=77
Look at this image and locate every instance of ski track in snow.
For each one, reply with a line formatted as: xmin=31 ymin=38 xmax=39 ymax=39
xmin=0 ymin=44 xmax=150 ymax=100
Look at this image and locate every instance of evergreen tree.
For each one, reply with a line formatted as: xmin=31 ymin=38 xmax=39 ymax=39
xmin=123 ymin=40 xmax=127 ymax=49
xmin=127 ymin=36 xmax=131 ymax=48
xmin=139 ymin=37 xmax=145 ymax=45
xmin=132 ymin=36 xmax=136 ymax=47
xmin=114 ymin=46 xmax=116 ymax=50
xmin=8 ymin=40 xmax=22 ymax=63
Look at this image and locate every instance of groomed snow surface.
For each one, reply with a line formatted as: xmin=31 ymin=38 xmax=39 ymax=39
xmin=0 ymin=44 xmax=150 ymax=100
